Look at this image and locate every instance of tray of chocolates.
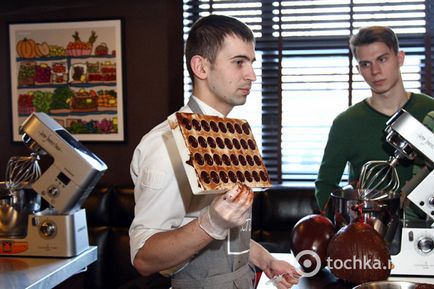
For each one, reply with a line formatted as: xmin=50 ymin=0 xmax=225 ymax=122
xmin=168 ymin=112 xmax=271 ymax=195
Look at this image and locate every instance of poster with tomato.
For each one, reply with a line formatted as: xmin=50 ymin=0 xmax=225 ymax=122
xmin=9 ymin=19 xmax=124 ymax=141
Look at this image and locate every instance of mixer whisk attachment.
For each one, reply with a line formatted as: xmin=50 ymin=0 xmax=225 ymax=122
xmin=5 ymin=153 xmax=41 ymax=190
xmin=358 ymin=152 xmax=402 ymax=200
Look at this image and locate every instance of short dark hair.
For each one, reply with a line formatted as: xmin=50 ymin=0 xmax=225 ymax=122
xmin=349 ymin=26 xmax=399 ymax=59
xmin=185 ymin=14 xmax=255 ymax=82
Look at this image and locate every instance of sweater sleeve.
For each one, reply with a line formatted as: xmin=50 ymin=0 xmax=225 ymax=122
xmin=315 ymin=117 xmax=349 ymax=210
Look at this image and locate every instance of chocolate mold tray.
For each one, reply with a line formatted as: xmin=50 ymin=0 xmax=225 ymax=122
xmin=168 ymin=112 xmax=271 ymax=195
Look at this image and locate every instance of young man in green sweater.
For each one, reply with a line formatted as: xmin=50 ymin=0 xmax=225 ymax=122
xmin=315 ymin=26 xmax=434 ymax=220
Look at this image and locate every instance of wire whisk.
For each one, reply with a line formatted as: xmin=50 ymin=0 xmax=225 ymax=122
xmin=5 ymin=153 xmax=41 ymax=190
xmin=358 ymin=154 xmax=401 ymax=200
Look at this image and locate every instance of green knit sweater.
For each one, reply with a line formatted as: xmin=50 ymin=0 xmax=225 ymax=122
xmin=315 ymin=92 xmax=434 ymax=217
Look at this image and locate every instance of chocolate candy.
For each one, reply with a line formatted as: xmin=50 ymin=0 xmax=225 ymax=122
xmin=174 ymin=112 xmax=271 ymax=191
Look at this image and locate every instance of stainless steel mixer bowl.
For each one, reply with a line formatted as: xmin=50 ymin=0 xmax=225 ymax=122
xmin=353 ymin=281 xmax=424 ymax=289
xmin=0 ymin=181 xmax=40 ymax=238
xmin=329 ymin=187 xmax=400 ymax=243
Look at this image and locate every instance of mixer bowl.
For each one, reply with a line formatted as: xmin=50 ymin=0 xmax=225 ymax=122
xmin=0 ymin=181 xmax=40 ymax=238
xmin=353 ymin=281 xmax=423 ymax=289
xmin=329 ymin=187 xmax=400 ymax=244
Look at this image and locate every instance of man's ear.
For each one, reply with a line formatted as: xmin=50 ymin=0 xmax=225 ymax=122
xmin=190 ymin=55 xmax=208 ymax=80
xmin=398 ymin=50 xmax=405 ymax=67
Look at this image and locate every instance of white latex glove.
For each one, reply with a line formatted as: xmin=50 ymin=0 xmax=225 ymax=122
xmin=198 ymin=183 xmax=254 ymax=240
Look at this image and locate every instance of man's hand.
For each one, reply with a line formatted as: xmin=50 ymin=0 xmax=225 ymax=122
xmin=263 ymin=259 xmax=301 ymax=289
xmin=198 ymin=183 xmax=253 ymax=239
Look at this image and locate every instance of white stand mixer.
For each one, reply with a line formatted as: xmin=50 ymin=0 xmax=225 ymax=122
xmin=383 ymin=109 xmax=434 ymax=276
xmin=0 ymin=112 xmax=107 ymax=257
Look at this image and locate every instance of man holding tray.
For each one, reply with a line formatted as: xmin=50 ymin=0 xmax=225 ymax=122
xmin=129 ymin=15 xmax=300 ymax=289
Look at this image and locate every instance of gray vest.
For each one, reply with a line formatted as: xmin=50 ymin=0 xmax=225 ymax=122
xmin=171 ymin=97 xmax=256 ymax=289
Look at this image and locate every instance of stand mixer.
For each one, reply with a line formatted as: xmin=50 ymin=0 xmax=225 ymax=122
xmin=380 ymin=109 xmax=434 ymax=276
xmin=0 ymin=112 xmax=107 ymax=257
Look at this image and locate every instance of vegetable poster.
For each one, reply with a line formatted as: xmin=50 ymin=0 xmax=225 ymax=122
xmin=9 ymin=19 xmax=124 ymax=141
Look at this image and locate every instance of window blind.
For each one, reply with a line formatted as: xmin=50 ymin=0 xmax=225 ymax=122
xmin=183 ymin=0 xmax=433 ymax=186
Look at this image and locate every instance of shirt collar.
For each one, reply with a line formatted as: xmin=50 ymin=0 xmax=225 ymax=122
xmin=191 ymin=95 xmax=225 ymax=117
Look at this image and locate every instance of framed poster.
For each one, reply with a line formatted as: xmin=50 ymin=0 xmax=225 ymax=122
xmin=9 ymin=19 xmax=124 ymax=141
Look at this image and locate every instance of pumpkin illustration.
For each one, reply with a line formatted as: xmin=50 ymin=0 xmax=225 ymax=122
xmin=35 ymin=42 xmax=50 ymax=57
xmin=16 ymin=38 xmax=36 ymax=58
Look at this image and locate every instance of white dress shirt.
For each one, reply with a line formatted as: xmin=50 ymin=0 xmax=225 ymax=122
xmin=129 ymin=96 xmax=224 ymax=264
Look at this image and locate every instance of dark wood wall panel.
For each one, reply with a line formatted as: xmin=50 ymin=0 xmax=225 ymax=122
xmin=0 ymin=0 xmax=184 ymax=186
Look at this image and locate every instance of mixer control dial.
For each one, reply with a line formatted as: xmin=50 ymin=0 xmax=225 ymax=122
xmin=429 ymin=196 xmax=434 ymax=207
xmin=39 ymin=220 xmax=57 ymax=239
xmin=47 ymin=185 xmax=60 ymax=198
xmin=417 ymin=237 xmax=434 ymax=254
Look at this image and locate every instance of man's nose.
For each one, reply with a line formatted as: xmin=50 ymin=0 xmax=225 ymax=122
xmin=370 ymin=62 xmax=381 ymax=75
xmin=246 ymin=65 xmax=257 ymax=81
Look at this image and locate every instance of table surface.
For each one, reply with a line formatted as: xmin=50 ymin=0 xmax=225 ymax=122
xmin=256 ymin=253 xmax=434 ymax=289
xmin=0 ymin=246 xmax=97 ymax=289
